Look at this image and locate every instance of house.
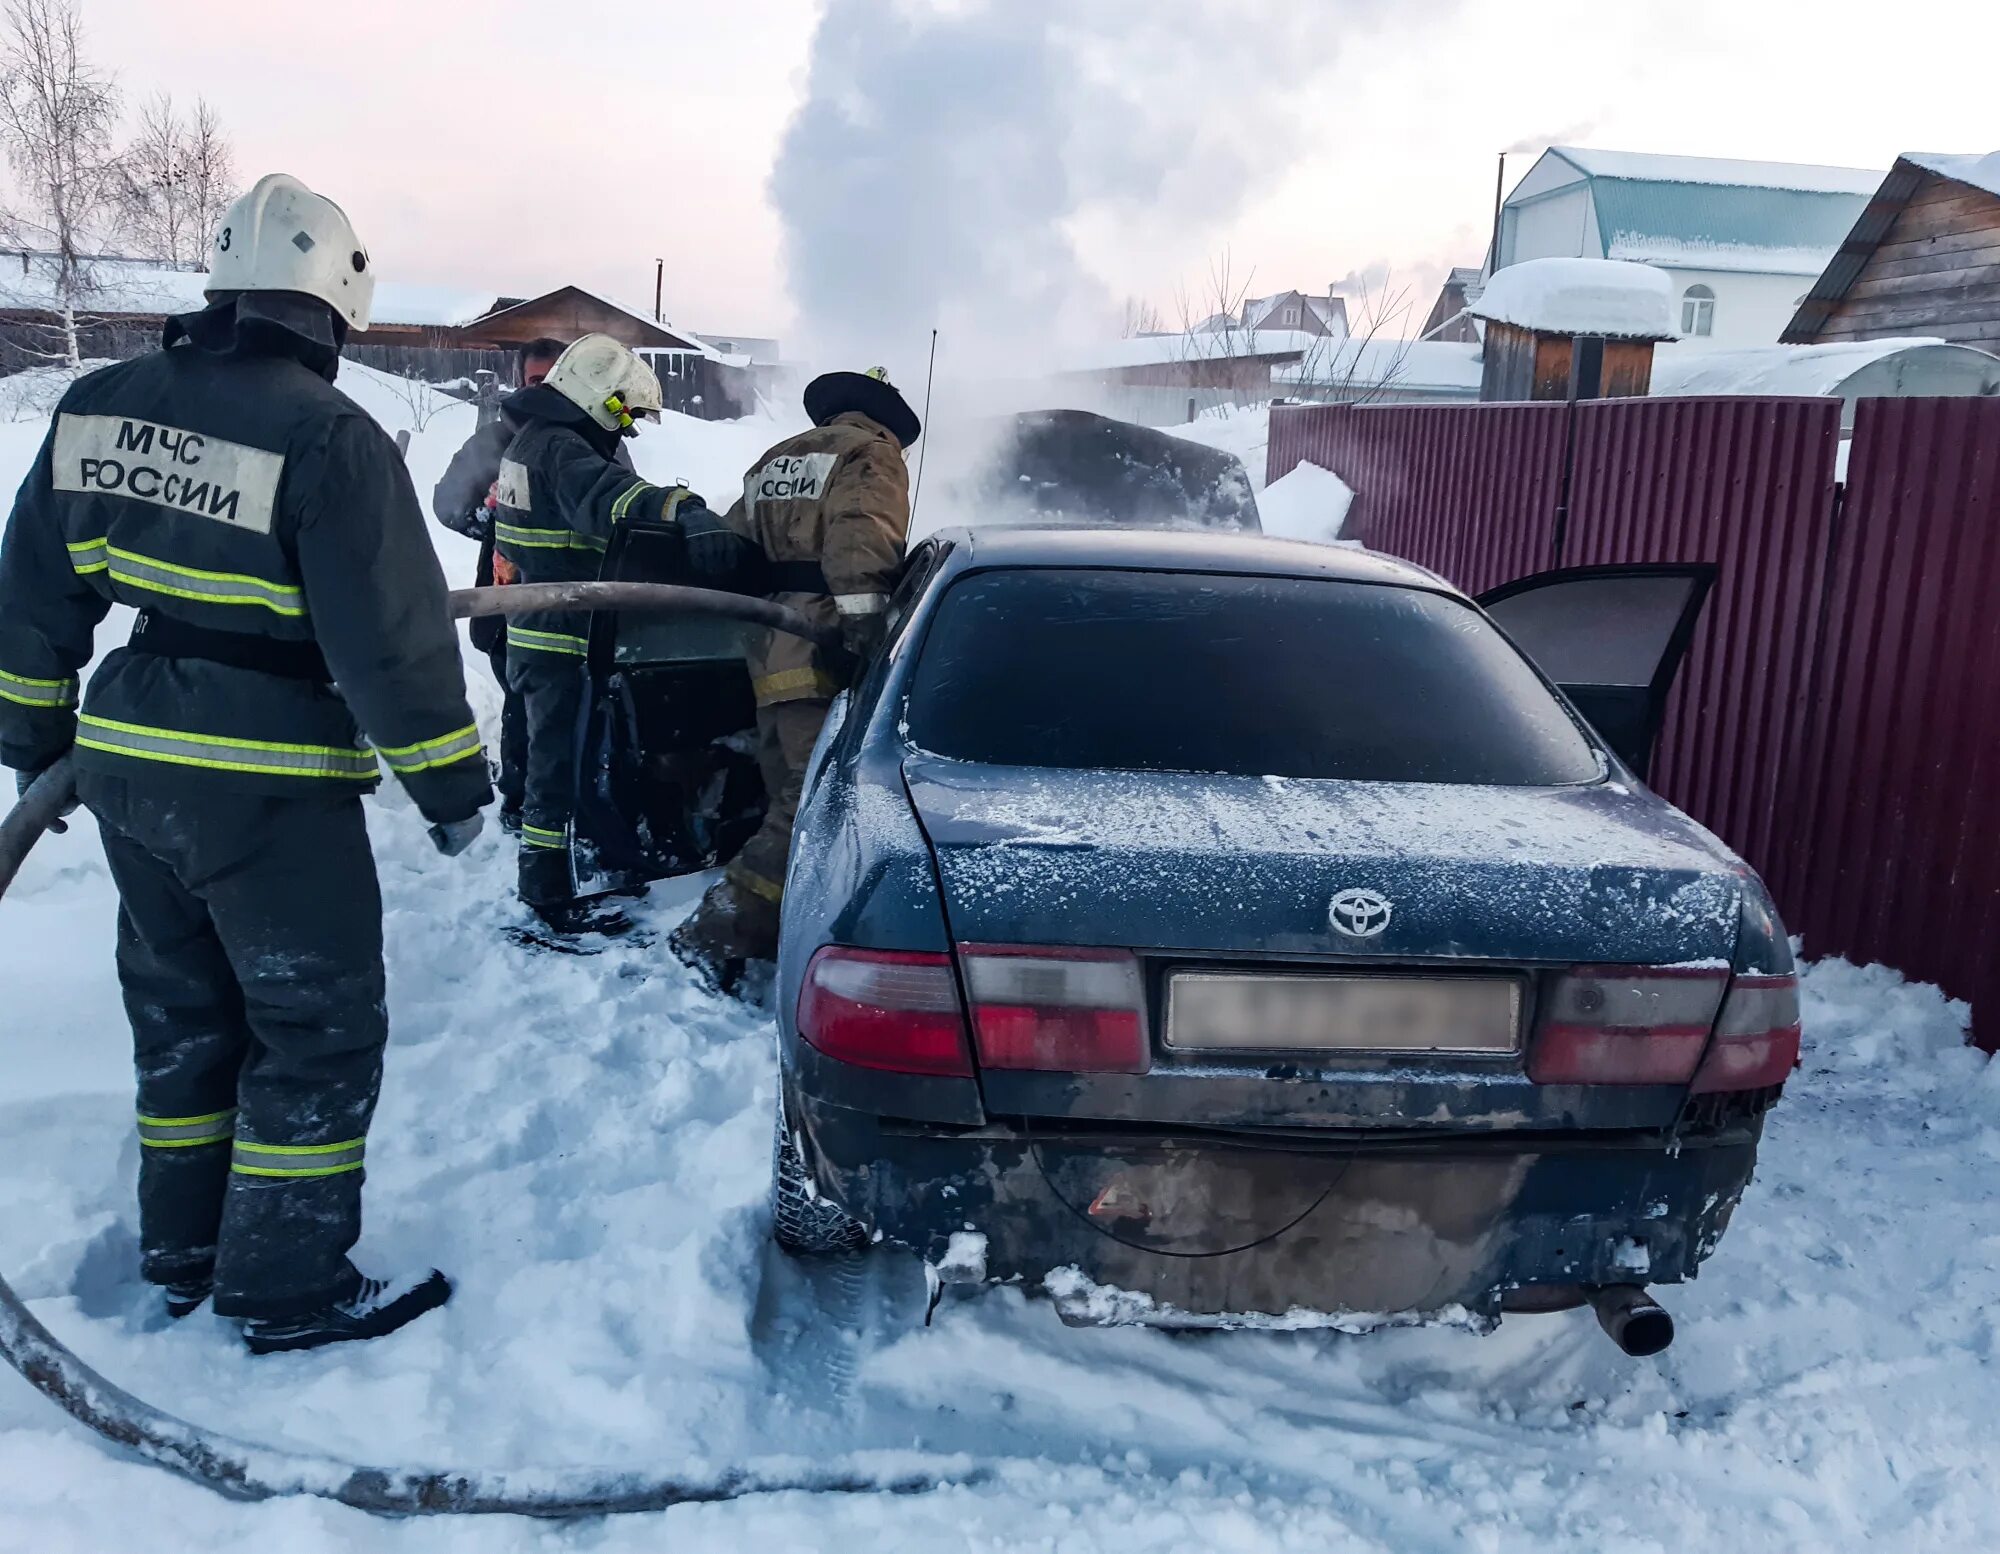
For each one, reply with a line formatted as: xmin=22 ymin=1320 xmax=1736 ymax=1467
xmin=1240 ymin=291 xmax=1349 ymax=338
xmin=0 ymin=253 xmax=759 ymax=417
xmin=1494 ymin=147 xmax=1882 ymax=350
xmin=1276 ymin=336 xmax=1483 ymax=405
xmin=1420 ymin=267 xmax=1483 ymax=344
xmin=1058 ymin=331 xmax=1317 ymax=424
xmin=1783 ymin=153 xmax=2000 ymax=350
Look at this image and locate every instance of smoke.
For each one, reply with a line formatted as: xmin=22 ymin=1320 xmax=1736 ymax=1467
xmin=770 ymin=0 xmax=1395 ymax=383
xmin=1502 ymin=120 xmax=1602 ymax=156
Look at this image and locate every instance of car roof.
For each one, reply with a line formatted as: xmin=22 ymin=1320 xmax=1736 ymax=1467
xmin=929 ymin=525 xmax=1461 ymax=596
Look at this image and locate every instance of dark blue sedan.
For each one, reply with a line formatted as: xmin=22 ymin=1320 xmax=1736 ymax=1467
xmin=770 ymin=526 xmax=1799 ymax=1351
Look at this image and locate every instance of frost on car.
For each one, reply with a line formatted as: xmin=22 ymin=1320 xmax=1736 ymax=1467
xmin=772 ymin=528 xmax=1796 ymax=1341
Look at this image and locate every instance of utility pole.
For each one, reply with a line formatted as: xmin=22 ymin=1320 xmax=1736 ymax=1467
xmin=1488 ymin=153 xmax=1507 ymax=276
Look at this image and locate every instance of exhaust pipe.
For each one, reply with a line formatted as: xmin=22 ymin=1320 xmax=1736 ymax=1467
xmin=1587 ymin=1284 xmax=1675 ymax=1357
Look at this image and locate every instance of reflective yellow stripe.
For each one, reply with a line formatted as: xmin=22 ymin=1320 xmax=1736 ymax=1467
xmin=508 ymin=626 xmax=589 ymax=657
xmin=138 ymin=1109 xmax=236 ymax=1148
xmin=752 ymin=667 xmax=843 ymax=703
xmin=522 ymin=823 xmax=568 ymax=850
xmin=68 ymin=541 xmax=306 ymax=617
xmin=232 ymin=1137 xmax=366 ymax=1178
xmin=727 ymin=863 xmax=785 ymax=905
xmin=375 ymin=722 xmax=483 ymax=774
xmin=0 ymin=668 xmax=77 ymax=709
xmin=608 ymin=480 xmax=656 ymax=523
xmin=76 ymin=714 xmax=378 ymax=781
xmin=494 ymin=521 xmax=606 ymax=553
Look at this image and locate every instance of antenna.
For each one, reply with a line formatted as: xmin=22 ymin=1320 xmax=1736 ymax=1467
xmin=910 ymin=328 xmax=939 ymax=520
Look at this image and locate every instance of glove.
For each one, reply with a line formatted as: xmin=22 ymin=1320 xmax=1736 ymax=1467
xmin=427 ymin=812 xmax=485 ymax=858
xmin=16 ymin=767 xmax=79 ymax=835
xmin=460 ymin=507 xmax=493 ymax=544
xmin=840 ymin=610 xmax=888 ymax=664
xmin=677 ymin=501 xmax=755 ymax=585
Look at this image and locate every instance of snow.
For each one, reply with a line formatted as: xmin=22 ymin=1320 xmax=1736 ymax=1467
xmin=0 ymin=254 xmax=500 ymax=330
xmin=1649 ymin=337 xmax=1967 ymax=398
xmin=1256 ymin=460 xmax=1355 ymax=544
xmin=1473 ymin=258 xmax=1676 ymax=340
xmin=1603 ymin=235 xmax=1847 ymax=277
xmin=1061 ymin=330 xmax=1321 ymax=374
xmin=3 ymin=367 xmax=2000 ymax=1550
xmin=1276 ymin=338 xmax=1485 ymax=396
xmin=1551 ymin=146 xmax=1885 ymax=197
xmin=1906 ymin=150 xmax=2000 ymax=201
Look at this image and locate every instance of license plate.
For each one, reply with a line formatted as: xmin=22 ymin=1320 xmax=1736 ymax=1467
xmin=1165 ymin=972 xmax=1522 ymax=1055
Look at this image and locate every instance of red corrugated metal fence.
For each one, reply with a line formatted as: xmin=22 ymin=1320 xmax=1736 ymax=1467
xmin=1268 ymin=394 xmax=2000 ymax=1040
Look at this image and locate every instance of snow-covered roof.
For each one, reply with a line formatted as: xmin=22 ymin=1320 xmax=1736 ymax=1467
xmin=1905 ymin=151 xmax=2000 ymax=201
xmin=1473 ymin=258 xmax=1675 ymax=340
xmin=1549 ymin=147 xmax=1883 ymax=196
xmin=1651 ymin=338 xmax=2000 ymax=400
xmin=1276 ymin=338 xmax=1483 ymax=394
xmin=1517 ymin=148 xmax=1882 ymax=279
xmin=1062 ymin=330 xmax=1319 ymax=374
xmin=0 ymin=252 xmax=500 ymax=329
xmin=1243 ymin=292 xmax=1348 ymax=334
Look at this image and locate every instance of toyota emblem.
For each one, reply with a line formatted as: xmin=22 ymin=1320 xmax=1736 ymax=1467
xmin=1329 ymin=888 xmax=1393 ymax=939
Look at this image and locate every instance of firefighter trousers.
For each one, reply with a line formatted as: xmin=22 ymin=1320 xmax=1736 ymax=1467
xmin=506 ymin=650 xmax=590 ymax=902
xmin=76 ymin=771 xmax=386 ymax=1321
xmin=682 ymin=698 xmax=829 ymax=961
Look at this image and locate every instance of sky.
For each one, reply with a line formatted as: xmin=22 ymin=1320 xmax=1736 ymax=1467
xmin=22 ymin=0 xmax=2000 ymax=353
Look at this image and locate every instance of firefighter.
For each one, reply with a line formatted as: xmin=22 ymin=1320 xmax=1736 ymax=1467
xmin=431 ymin=336 xmax=571 ymax=832
xmin=668 ymin=367 xmax=919 ymax=996
xmin=0 ymin=176 xmax=494 ymax=1351
xmin=492 ymin=332 xmax=748 ymax=934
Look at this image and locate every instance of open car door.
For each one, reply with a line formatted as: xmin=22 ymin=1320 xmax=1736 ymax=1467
xmin=1476 ymin=563 xmax=1717 ymax=778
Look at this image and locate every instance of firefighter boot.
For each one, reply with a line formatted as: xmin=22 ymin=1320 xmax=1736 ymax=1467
xmin=669 ymin=877 xmax=779 ymax=1000
xmin=518 ymin=845 xmax=635 ymax=938
xmin=241 ymin=1269 xmax=453 ymax=1355
xmin=163 ymin=1277 xmax=213 ymax=1320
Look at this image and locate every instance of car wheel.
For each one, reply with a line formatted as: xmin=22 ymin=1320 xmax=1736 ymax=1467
xmin=771 ymin=1096 xmax=870 ymax=1256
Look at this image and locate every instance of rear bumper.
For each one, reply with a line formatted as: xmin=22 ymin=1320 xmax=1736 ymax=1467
xmin=793 ymin=1090 xmax=1763 ymax=1327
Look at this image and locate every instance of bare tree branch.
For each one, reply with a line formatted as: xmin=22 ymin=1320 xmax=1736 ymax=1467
xmin=0 ymin=0 xmax=124 ymax=366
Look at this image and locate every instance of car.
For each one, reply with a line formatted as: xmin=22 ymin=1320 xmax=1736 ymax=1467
xmin=563 ymin=413 xmax=1266 ymax=897
xmin=768 ymin=525 xmax=1799 ymax=1347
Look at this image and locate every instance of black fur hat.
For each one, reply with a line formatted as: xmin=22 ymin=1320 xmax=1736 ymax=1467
xmin=803 ymin=368 xmax=922 ymax=448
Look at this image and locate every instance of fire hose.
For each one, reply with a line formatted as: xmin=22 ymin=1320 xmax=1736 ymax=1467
xmin=0 ymin=582 xmax=979 ymax=1516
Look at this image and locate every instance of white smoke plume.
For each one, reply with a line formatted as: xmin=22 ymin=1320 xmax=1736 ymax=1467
xmin=770 ymin=0 xmax=1398 ymax=384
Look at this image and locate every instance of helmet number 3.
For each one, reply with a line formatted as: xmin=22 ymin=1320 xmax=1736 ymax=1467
xmin=218 ymin=226 xmax=231 ymax=251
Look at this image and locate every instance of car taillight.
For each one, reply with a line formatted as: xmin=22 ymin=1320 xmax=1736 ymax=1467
xmin=959 ymin=945 xmax=1149 ymax=1074
xmin=1691 ymin=973 xmax=1802 ymax=1094
xmin=796 ymin=947 xmax=973 ymax=1077
xmin=1528 ymin=965 xmax=1729 ymax=1086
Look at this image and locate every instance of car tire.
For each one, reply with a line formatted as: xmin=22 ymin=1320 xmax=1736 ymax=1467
xmin=771 ymin=1097 xmax=870 ymax=1256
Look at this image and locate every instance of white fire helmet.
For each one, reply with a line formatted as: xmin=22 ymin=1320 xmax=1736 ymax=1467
xmin=205 ymin=173 xmax=375 ymax=331
xmin=543 ymin=334 xmax=665 ymax=433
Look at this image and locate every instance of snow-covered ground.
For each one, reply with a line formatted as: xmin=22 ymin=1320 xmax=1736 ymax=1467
xmin=3 ymin=372 xmax=1999 ymax=1552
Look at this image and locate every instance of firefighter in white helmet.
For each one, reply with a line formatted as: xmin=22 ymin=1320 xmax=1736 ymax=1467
xmin=491 ymin=332 xmax=750 ymax=933
xmin=0 ymin=174 xmax=492 ymax=1351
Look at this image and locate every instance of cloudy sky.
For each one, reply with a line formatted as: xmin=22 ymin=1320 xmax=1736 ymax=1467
xmin=40 ymin=0 xmax=2000 ymax=355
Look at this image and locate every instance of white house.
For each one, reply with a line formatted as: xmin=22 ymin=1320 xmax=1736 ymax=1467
xmin=1493 ymin=147 xmax=1882 ymax=351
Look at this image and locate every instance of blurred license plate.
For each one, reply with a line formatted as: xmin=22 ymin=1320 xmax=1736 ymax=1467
xmin=1166 ymin=973 xmax=1522 ymax=1055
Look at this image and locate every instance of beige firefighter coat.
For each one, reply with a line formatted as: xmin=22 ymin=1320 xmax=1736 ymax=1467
xmin=723 ymin=410 xmax=911 ymax=705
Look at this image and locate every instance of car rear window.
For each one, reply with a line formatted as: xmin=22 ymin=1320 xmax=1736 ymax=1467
xmin=905 ymin=568 xmax=1602 ymax=785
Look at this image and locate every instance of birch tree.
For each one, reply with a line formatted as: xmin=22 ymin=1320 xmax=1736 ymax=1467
xmin=0 ymin=0 xmax=123 ymax=367
xmin=119 ymin=92 xmax=235 ymax=268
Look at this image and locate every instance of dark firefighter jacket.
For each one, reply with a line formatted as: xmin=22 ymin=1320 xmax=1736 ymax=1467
xmin=723 ymin=411 xmax=911 ymax=706
xmin=491 ymin=385 xmax=688 ymax=665
xmin=433 ymin=392 xmax=634 ymax=652
xmin=0 ymin=302 xmax=490 ymax=823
